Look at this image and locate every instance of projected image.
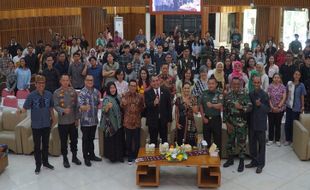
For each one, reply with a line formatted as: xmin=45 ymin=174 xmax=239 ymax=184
xmin=152 ymin=0 xmax=201 ymax=13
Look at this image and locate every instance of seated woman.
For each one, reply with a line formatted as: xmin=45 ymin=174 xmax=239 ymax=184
xmin=101 ymin=82 xmax=124 ymax=163
xmin=175 ymin=82 xmax=198 ymax=146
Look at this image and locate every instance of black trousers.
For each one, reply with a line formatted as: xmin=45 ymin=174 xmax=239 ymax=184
xmin=268 ymin=112 xmax=284 ymax=142
xmin=203 ymin=116 xmax=222 ymax=153
xmin=32 ymin=127 xmax=50 ymax=167
xmin=285 ymin=108 xmax=300 ymax=142
xmin=148 ymin=118 xmax=168 ymax=146
xmin=58 ymin=123 xmax=78 ymax=156
xmin=125 ymin=128 xmax=140 ymax=162
xmin=249 ymin=130 xmax=266 ymax=168
xmin=81 ymin=125 xmax=97 ymax=160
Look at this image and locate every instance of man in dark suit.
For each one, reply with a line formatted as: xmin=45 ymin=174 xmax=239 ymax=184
xmin=145 ymin=75 xmax=172 ymax=145
xmin=246 ymin=76 xmax=270 ymax=174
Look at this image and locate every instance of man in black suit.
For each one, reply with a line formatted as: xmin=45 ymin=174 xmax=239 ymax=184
xmin=145 ymin=75 xmax=172 ymax=145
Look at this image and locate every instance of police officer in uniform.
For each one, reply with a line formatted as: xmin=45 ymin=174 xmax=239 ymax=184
xmin=223 ymin=77 xmax=252 ymax=172
xmin=53 ymin=74 xmax=82 ymax=168
xmin=200 ymin=76 xmax=223 ymax=154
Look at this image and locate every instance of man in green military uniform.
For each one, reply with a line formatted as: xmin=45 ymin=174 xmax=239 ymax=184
xmin=223 ymin=77 xmax=252 ymax=172
xmin=200 ymin=76 xmax=223 ymax=154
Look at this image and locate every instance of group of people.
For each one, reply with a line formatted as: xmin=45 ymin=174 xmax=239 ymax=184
xmin=0 ymin=28 xmax=309 ymax=176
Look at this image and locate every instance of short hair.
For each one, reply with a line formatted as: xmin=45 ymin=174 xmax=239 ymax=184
xmin=35 ymin=75 xmax=46 ymax=83
xmin=73 ymin=52 xmax=80 ymax=57
xmin=183 ymin=47 xmax=190 ymax=51
xmin=142 ymin=53 xmax=151 ymax=59
xmin=129 ymin=79 xmax=137 ymax=85
xmin=59 ymin=51 xmax=66 ymax=56
xmin=45 ymin=54 xmax=54 ymax=60
xmin=88 ymin=56 xmax=97 ymax=62
xmin=161 ymin=62 xmax=169 ymax=67
xmin=106 ymin=43 xmax=114 ymax=48
xmin=123 ymin=44 xmax=130 ymax=49
xmin=27 ymin=44 xmax=34 ymax=48
xmin=60 ymin=74 xmax=69 ymax=80
xmin=45 ymin=44 xmax=52 ymax=48
xmin=208 ymin=75 xmax=218 ymax=83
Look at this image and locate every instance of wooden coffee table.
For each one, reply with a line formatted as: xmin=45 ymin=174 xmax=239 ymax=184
xmin=136 ymin=148 xmax=221 ymax=188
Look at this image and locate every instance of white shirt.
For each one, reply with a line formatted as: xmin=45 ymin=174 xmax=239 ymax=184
xmin=266 ymin=64 xmax=279 ymax=78
xmin=13 ymin=55 xmax=23 ymax=64
xmin=154 ymin=87 xmax=161 ymax=99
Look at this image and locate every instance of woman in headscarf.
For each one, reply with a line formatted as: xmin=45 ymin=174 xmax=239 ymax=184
xmin=228 ymin=61 xmax=249 ymax=89
xmin=209 ymin=62 xmax=226 ymax=93
xmin=100 ymin=82 xmax=124 ymax=162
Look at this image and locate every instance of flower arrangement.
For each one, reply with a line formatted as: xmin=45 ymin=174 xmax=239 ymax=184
xmin=164 ymin=143 xmax=188 ymax=162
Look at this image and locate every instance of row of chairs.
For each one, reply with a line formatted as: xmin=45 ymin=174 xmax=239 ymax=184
xmin=1 ymin=89 xmax=30 ymax=108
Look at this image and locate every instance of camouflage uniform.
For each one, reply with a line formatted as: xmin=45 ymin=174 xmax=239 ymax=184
xmin=223 ymin=89 xmax=252 ymax=158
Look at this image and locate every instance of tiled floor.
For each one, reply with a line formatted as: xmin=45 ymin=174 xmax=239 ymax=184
xmin=1 ymin=140 xmax=310 ymax=190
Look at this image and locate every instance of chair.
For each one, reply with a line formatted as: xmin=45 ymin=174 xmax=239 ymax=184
xmin=0 ymin=110 xmax=27 ymax=154
xmin=18 ymin=111 xmax=61 ymax=156
xmin=16 ymin=90 xmax=30 ymax=99
xmin=3 ymin=96 xmax=18 ymax=108
xmin=1 ymin=89 xmax=14 ymax=98
xmin=293 ymin=114 xmax=310 ymax=160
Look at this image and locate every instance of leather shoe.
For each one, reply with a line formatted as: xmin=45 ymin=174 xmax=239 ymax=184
xmin=84 ymin=159 xmax=91 ymax=167
xmin=90 ymin=155 xmax=102 ymax=162
xmin=237 ymin=158 xmax=244 ymax=172
xmin=245 ymin=162 xmax=257 ymax=168
xmin=72 ymin=156 xmax=82 ymax=165
xmin=43 ymin=163 xmax=54 ymax=170
xmin=35 ymin=166 xmax=41 ymax=175
xmin=63 ymin=157 xmax=70 ymax=168
xmin=256 ymin=167 xmax=263 ymax=174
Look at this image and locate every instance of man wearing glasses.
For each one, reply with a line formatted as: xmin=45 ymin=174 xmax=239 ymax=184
xmin=78 ymin=75 xmax=102 ymax=166
xmin=18 ymin=75 xmax=56 ymax=175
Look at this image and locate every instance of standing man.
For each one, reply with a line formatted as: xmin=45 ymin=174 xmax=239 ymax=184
xmin=279 ymin=51 xmax=297 ymax=86
xmin=246 ymin=76 xmax=270 ymax=174
xmin=68 ymin=52 xmax=86 ymax=89
xmin=53 ymin=74 xmax=82 ymax=168
xmin=177 ymin=47 xmax=194 ymax=80
xmin=121 ymin=80 xmax=144 ymax=164
xmin=157 ymin=63 xmax=176 ymax=97
xmin=18 ymin=75 xmax=56 ymax=174
xmin=78 ymin=75 xmax=102 ymax=167
xmin=200 ymin=77 xmax=223 ymax=153
xmin=153 ymin=44 xmax=166 ymax=74
xmin=42 ymin=54 xmax=60 ymax=93
xmin=230 ymin=28 xmax=242 ymax=51
xmin=289 ymin=34 xmax=302 ymax=57
xmin=223 ymin=77 xmax=252 ymax=172
xmin=24 ymin=45 xmax=39 ymax=75
xmin=145 ymin=76 xmax=172 ymax=145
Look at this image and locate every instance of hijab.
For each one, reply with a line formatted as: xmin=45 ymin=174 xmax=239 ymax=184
xmin=214 ymin=62 xmax=225 ymax=88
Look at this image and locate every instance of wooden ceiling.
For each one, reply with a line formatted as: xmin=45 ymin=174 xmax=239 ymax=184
xmin=0 ymin=0 xmax=309 ymax=11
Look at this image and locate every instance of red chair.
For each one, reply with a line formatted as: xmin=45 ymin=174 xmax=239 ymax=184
xmin=3 ymin=96 xmax=18 ymax=108
xmin=16 ymin=90 xmax=30 ymax=99
xmin=1 ymin=89 xmax=14 ymax=98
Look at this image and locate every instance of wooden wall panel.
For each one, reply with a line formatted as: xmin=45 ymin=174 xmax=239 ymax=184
xmin=0 ymin=8 xmax=80 ymax=19
xmin=0 ymin=0 xmax=148 ymax=10
xmin=256 ymin=7 xmax=281 ymax=45
xmin=0 ymin=16 xmax=81 ymax=47
xmin=81 ymin=7 xmax=108 ymax=48
xmin=205 ymin=0 xmax=310 ymax=7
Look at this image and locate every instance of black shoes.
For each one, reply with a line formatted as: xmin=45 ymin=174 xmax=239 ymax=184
xmin=90 ymin=155 xmax=102 ymax=162
xmin=35 ymin=166 xmax=40 ymax=175
xmin=245 ymin=162 xmax=257 ymax=168
xmin=256 ymin=167 xmax=263 ymax=174
xmin=84 ymin=159 xmax=91 ymax=167
xmin=237 ymin=158 xmax=244 ymax=172
xmin=223 ymin=156 xmax=234 ymax=168
xmin=72 ymin=156 xmax=82 ymax=165
xmin=43 ymin=163 xmax=55 ymax=170
xmin=63 ymin=156 xmax=70 ymax=168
